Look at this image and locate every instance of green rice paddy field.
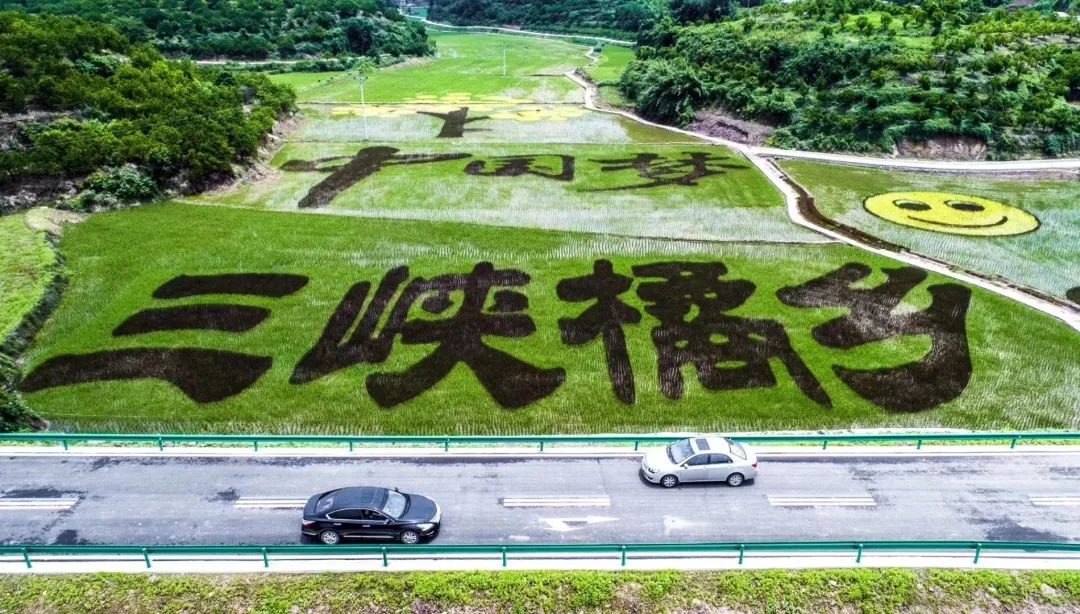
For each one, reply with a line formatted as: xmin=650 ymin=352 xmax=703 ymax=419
xmin=782 ymin=160 xmax=1080 ymax=300
xmin=191 ymin=141 xmax=821 ymax=243
xmin=297 ymin=31 xmax=587 ymax=104
xmin=292 ymin=103 xmax=700 ymax=144
xmin=267 ymin=71 xmax=350 ymax=92
xmin=20 ymin=202 xmax=1080 ymax=434
xmin=585 ymin=44 xmax=635 ymax=83
xmin=7 ymin=32 xmax=1080 ymax=436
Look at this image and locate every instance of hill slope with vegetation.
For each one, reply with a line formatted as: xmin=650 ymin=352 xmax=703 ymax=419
xmin=621 ymin=0 xmax=1080 ymax=157
xmin=0 ymin=0 xmax=432 ymax=59
xmin=0 ymin=12 xmax=295 ymax=208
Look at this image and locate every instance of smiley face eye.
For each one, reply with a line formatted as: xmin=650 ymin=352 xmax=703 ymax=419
xmin=946 ymin=200 xmax=985 ymax=212
xmin=893 ymin=199 xmax=931 ymax=211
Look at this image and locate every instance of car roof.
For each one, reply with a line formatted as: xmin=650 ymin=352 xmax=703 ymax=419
xmin=690 ymin=437 xmax=731 ymax=454
xmin=328 ymin=486 xmax=388 ymax=509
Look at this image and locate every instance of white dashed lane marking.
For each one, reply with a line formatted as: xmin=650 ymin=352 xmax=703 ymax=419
xmin=0 ymin=498 xmax=79 ymax=511
xmin=1029 ymin=496 xmax=1080 ymax=507
xmin=501 ymin=496 xmax=611 ymax=508
xmin=767 ymin=494 xmax=876 ymax=508
xmin=233 ymin=498 xmax=308 ymax=509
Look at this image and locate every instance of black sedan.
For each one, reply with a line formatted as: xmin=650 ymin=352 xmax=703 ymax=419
xmin=301 ymin=486 xmax=441 ymax=545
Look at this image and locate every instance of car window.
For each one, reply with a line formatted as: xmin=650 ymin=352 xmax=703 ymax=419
xmin=709 ymin=454 xmax=732 ymax=464
xmin=328 ymin=508 xmax=364 ymax=520
xmin=361 ymin=509 xmax=387 ymax=521
xmin=687 ymin=454 xmax=710 ymax=466
xmin=728 ymin=441 xmax=747 ymax=460
xmin=314 ymin=494 xmax=336 ymax=514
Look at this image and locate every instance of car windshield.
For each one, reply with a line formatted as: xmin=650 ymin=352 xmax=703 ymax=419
xmin=728 ymin=441 xmax=747 ymax=460
xmin=667 ymin=439 xmax=694 ymax=464
xmin=381 ymin=490 xmax=407 ymax=518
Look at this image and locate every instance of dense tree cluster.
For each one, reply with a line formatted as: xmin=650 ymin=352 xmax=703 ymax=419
xmin=0 ymin=0 xmax=432 ymax=59
xmin=0 ymin=12 xmax=296 ymax=199
xmin=622 ymin=0 xmax=1080 ymax=157
xmin=427 ymin=0 xmax=666 ymax=37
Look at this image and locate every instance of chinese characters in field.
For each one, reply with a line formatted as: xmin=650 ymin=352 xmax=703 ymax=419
xmin=22 ymin=261 xmax=971 ymax=414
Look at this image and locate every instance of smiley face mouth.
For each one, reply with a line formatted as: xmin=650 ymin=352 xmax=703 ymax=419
xmin=907 ymin=215 xmax=1009 ymax=229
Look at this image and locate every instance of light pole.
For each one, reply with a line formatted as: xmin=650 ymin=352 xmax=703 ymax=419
xmin=357 ymin=74 xmax=368 ymax=141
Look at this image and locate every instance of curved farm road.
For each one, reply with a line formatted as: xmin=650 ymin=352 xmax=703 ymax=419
xmin=563 ymin=70 xmax=1080 ymax=332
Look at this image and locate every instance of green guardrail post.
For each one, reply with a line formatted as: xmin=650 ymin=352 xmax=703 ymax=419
xmin=262 ymin=547 xmax=269 ymax=568
xmin=633 ymin=441 xmax=640 ymax=452
xmin=253 ymin=440 xmax=259 ymax=452
xmin=142 ymin=548 xmax=152 ymax=569
xmin=539 ymin=441 xmax=545 ymax=453
xmin=21 ymin=548 xmax=31 ymax=569
xmin=157 ymin=437 xmax=164 ymax=452
xmin=738 ymin=544 xmax=745 ymax=565
xmin=973 ymin=543 xmax=982 ymax=564
xmin=1011 ymin=436 xmax=1020 ymax=449
xmin=382 ymin=547 xmax=388 ymax=567
xmin=916 ymin=439 xmax=923 ymax=450
xmin=621 ymin=545 xmax=627 ymax=567
xmin=822 ymin=440 xmax=828 ymax=450
xmin=62 ymin=440 xmax=68 ymax=451
xmin=443 ymin=438 xmax=450 ymax=452
xmin=501 ymin=546 xmax=507 ymax=567
xmin=856 ymin=544 xmax=863 ymax=564
xmin=348 ymin=441 xmax=354 ymax=453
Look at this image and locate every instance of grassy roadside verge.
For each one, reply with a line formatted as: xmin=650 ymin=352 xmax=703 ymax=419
xmin=0 ymin=213 xmax=59 ymax=344
xmin=1 ymin=211 xmax=62 ymax=431
xmin=2 ymin=569 xmax=1079 ymax=613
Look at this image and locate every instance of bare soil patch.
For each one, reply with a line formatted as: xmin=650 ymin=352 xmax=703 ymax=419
xmin=690 ymin=109 xmax=775 ymax=145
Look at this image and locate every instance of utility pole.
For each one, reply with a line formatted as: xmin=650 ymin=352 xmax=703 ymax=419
xmin=358 ymin=73 xmax=368 ymax=141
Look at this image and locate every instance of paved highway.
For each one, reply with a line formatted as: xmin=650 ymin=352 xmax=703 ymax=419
xmin=2 ymin=453 xmax=1079 ymax=546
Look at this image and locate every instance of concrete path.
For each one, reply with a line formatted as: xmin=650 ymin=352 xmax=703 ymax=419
xmin=753 ymin=146 xmax=1080 ymax=172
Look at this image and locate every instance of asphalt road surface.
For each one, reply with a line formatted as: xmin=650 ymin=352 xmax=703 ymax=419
xmin=2 ymin=453 xmax=1079 ymax=546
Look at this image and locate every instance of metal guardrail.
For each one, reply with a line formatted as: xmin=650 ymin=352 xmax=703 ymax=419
xmin=1 ymin=431 xmax=1078 ymax=452
xmin=2 ymin=541 xmax=1079 ymax=570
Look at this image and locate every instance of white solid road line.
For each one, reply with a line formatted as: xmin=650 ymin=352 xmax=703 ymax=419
xmin=767 ymin=495 xmax=877 ymax=508
xmin=0 ymin=498 xmax=79 ymax=511
xmin=233 ymin=498 xmax=308 ymax=509
xmin=1029 ymin=496 xmax=1080 ymax=507
xmin=502 ymin=496 xmax=611 ymax=508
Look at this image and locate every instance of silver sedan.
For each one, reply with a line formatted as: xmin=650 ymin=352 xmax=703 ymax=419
xmin=641 ymin=437 xmax=758 ymax=488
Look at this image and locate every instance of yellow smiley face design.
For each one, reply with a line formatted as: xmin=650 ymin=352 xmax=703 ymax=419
xmin=863 ymin=191 xmax=1039 ymax=236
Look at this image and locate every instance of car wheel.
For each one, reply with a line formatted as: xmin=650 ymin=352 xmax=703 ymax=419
xmin=399 ymin=530 xmax=420 ymax=544
xmin=660 ymin=475 xmax=679 ymax=488
xmin=726 ymin=473 xmax=745 ymax=487
xmin=319 ymin=530 xmax=341 ymax=545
